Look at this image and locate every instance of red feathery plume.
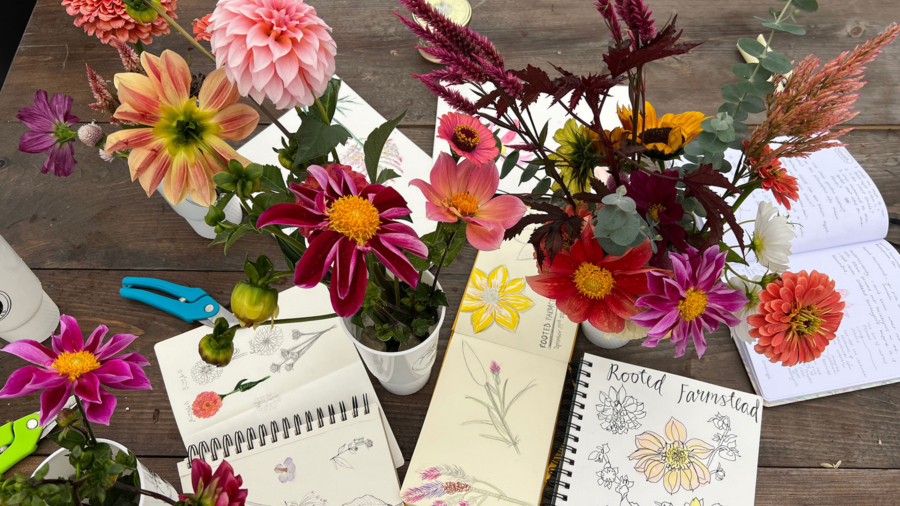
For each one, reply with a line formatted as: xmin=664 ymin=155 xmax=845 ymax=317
xmin=114 ymin=41 xmax=143 ymax=74
xmin=85 ymin=64 xmax=120 ymax=124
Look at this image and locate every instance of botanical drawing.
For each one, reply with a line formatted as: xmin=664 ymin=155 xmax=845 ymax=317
xmin=706 ymin=414 xmax=741 ymax=472
xmin=460 ymin=265 xmax=534 ymax=333
xmin=629 ymin=417 xmax=715 ymax=495
xmin=341 ymin=495 xmax=402 ymax=506
xmin=191 ymin=360 xmax=223 ymax=386
xmin=283 ymin=492 xmax=327 ymax=506
xmin=251 ymin=326 xmax=284 ymax=355
xmin=461 ymin=342 xmax=536 ymax=454
xmin=596 ymin=385 xmax=646 ymax=435
xmin=190 ymin=376 xmax=270 ymax=420
xmin=402 ymin=465 xmax=535 ymax=506
xmin=589 ymin=444 xmax=640 ymax=506
xmin=274 ymin=457 xmax=296 ymax=483
xmin=331 ymin=437 xmax=374 ymax=469
xmin=412 ymin=341 xmax=438 ymax=373
xmin=270 ymin=326 xmax=332 ymax=373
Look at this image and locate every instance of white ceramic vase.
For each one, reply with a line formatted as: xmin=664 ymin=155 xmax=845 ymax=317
xmin=0 ymin=234 xmax=59 ymax=343
xmin=157 ymin=185 xmax=242 ymax=240
xmin=34 ymin=439 xmax=179 ymax=506
xmin=340 ymin=272 xmax=446 ymax=395
xmin=581 ymin=322 xmax=631 ymax=349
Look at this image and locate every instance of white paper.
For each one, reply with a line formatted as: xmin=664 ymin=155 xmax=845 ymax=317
xmin=563 ymin=354 xmax=762 ymax=506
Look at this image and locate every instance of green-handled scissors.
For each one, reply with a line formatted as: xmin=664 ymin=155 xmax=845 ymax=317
xmin=0 ymin=397 xmax=77 ymax=475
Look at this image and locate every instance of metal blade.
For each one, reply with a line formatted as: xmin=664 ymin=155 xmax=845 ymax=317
xmin=200 ymin=306 xmax=240 ymax=328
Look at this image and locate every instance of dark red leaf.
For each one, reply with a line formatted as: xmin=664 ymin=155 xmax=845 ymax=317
xmin=682 ymin=164 xmax=744 ymax=250
xmin=511 ymin=64 xmax=554 ymax=108
xmin=602 ymin=16 xmax=704 ymax=77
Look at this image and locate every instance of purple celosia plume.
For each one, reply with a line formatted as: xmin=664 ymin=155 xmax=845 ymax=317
xmin=17 ymin=90 xmax=79 ymax=177
xmin=614 ymin=0 xmax=656 ymax=45
xmin=414 ymin=73 xmax=478 ymax=114
xmin=595 ymin=0 xmax=623 ymax=43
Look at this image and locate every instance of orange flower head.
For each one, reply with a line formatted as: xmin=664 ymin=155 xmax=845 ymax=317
xmin=192 ymin=391 xmax=223 ymax=419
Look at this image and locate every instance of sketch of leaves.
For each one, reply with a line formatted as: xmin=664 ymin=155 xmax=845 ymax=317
xmin=460 ymin=420 xmax=493 ymax=426
xmin=503 ymin=380 xmax=536 ymax=417
xmin=341 ymin=495 xmax=392 ymax=506
xmin=461 ymin=341 xmax=487 ymax=386
xmin=332 ymin=457 xmax=353 ymax=469
xmin=434 ymin=465 xmax=470 ymax=481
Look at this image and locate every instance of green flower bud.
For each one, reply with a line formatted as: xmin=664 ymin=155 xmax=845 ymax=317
xmin=198 ymin=318 xmax=237 ymax=367
xmin=122 ymin=0 xmax=161 ymax=24
xmin=56 ymin=408 xmax=79 ymax=427
xmin=231 ymin=280 xmax=279 ymax=329
xmin=278 ymin=151 xmax=293 ymax=169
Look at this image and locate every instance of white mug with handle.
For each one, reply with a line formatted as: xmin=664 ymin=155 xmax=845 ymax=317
xmin=0 ymin=234 xmax=59 ymax=343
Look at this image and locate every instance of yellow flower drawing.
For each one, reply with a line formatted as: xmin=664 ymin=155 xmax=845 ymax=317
xmin=461 ymin=265 xmax=534 ymax=333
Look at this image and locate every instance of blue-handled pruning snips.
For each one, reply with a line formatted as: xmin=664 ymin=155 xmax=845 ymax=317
xmin=120 ymin=277 xmax=239 ymax=327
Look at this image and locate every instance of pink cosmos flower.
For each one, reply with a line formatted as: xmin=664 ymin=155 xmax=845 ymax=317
xmin=180 ymin=459 xmax=248 ymax=506
xmin=209 ymin=0 xmax=337 ymax=110
xmin=437 ymin=112 xmax=499 ymax=165
xmin=631 ymin=247 xmax=748 ymax=358
xmin=0 ymin=315 xmax=151 ymax=426
xmin=17 ymin=90 xmax=79 ymax=177
xmin=410 ymin=153 xmax=526 ymax=251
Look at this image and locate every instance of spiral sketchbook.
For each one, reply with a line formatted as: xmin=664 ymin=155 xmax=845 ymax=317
xmin=154 ymin=286 xmax=404 ymax=468
xmin=176 ymin=403 xmax=402 ymax=506
xmin=546 ymin=353 xmax=763 ymax=506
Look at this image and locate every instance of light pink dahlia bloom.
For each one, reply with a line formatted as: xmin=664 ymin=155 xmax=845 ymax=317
xmin=208 ymin=0 xmax=337 ymax=110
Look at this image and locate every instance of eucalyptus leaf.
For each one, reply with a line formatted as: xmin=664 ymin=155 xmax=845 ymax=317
xmin=697 ymin=131 xmax=729 ymax=153
xmin=791 ymin=0 xmax=818 ymax=12
xmin=597 ymin=237 xmax=626 ymax=256
xmin=760 ymin=51 xmax=793 ymax=74
xmin=741 ymin=95 xmax=767 ymax=114
xmin=520 ymin=163 xmax=540 ymax=183
xmin=737 ymin=37 xmax=767 ymax=58
xmin=532 ymin=178 xmax=552 ymax=195
xmin=760 ymin=20 xmax=806 ymax=35
xmin=718 ymin=103 xmax=749 ymax=122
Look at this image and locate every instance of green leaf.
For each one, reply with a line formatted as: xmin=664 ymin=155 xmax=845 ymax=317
xmin=363 ymin=110 xmax=407 ymax=184
xmin=258 ymin=165 xmax=288 ymax=195
xmin=320 ymin=78 xmax=342 ymax=122
xmin=718 ymin=103 xmax=749 ymax=122
xmin=760 ymin=20 xmax=806 ymax=35
xmin=538 ymin=120 xmax=550 ymax=146
xmin=224 ymin=223 xmax=254 ymax=254
xmin=721 ymin=84 xmax=744 ymax=104
xmin=737 ymin=37 xmax=767 ymax=58
xmin=48 ymin=429 xmax=86 ymax=450
xmin=275 ymin=230 xmax=305 ymax=270
xmin=532 ymin=178 xmax=552 ymax=195
xmin=791 ymin=0 xmax=818 ymax=12
xmin=760 ymin=51 xmax=793 ymax=74
xmin=244 ymin=163 xmax=264 ymax=181
xmin=213 ymin=172 xmax=238 ymax=192
xmin=597 ymin=237 xmax=626 ymax=256
xmin=732 ymin=63 xmax=757 ymax=80
xmin=724 ymin=247 xmax=749 ymax=266
xmin=292 ymin=112 xmax=351 ymax=166
xmin=519 ymin=163 xmax=540 ymax=183
xmin=375 ymin=169 xmax=401 ymax=184
xmin=716 ymin=128 xmax=736 ymax=143
xmin=594 ymin=205 xmax=627 ymax=232
xmin=741 ymin=95 xmax=767 ymax=114
xmin=697 ymin=131 xmax=728 ymax=153
xmin=410 ymin=318 xmax=432 ymax=336
xmin=500 ymin=151 xmax=519 ymax=179
xmin=405 ymin=250 xmax=432 ymax=272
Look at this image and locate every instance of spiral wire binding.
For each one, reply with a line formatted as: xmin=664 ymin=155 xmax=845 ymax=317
xmin=186 ymin=394 xmax=371 ymax=468
xmin=541 ymin=358 xmax=592 ymax=505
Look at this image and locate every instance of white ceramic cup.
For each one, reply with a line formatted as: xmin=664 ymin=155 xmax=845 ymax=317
xmin=580 ymin=322 xmax=631 ymax=349
xmin=157 ymin=185 xmax=242 ymax=240
xmin=340 ymin=272 xmax=446 ymax=395
xmin=0 ymin=234 xmax=59 ymax=343
xmin=34 ymin=439 xmax=180 ymax=506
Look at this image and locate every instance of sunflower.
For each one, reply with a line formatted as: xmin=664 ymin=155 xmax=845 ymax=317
xmin=617 ymin=102 xmax=705 ymax=160
xmin=549 ymin=119 xmax=605 ymax=195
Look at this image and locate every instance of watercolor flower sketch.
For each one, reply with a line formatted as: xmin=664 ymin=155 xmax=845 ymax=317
xmin=461 ymin=342 xmax=536 ymax=454
xmin=402 ymin=465 xmax=535 ymax=506
xmin=629 ymin=417 xmax=715 ymax=495
xmin=460 ymin=265 xmax=534 ymax=333
xmin=191 ymin=376 xmax=270 ymax=420
xmin=596 ymin=386 xmax=646 ymax=435
xmin=274 ymin=457 xmax=296 ymax=483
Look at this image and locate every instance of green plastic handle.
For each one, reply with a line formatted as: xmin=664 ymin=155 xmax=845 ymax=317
xmin=0 ymin=413 xmax=43 ymax=475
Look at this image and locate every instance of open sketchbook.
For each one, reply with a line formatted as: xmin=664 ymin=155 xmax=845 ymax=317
xmin=154 ymin=286 xmax=404 ymax=468
xmin=727 ymin=146 xmax=900 ymax=406
xmin=177 ymin=410 xmax=402 ymax=506
xmin=400 ymin=236 xmax=580 ymax=506
xmin=547 ymin=354 xmax=762 ymax=506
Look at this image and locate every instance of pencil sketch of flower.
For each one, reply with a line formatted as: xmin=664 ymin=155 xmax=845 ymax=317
xmin=285 ymin=492 xmax=326 ymax=506
xmin=598 ymin=466 xmax=619 ymax=489
xmin=707 ymin=413 xmax=741 ymax=471
xmin=251 ymin=326 xmax=283 ymax=356
xmin=461 ymin=341 xmax=536 ymax=454
xmin=588 ymin=443 xmax=611 ymax=465
xmin=190 ymin=360 xmax=223 ymax=385
xmin=269 ymin=326 xmax=332 ymax=373
xmin=330 ymin=437 xmax=374 ymax=469
xmin=460 ymin=265 xmax=534 ymax=333
xmin=403 ymin=465 xmax=533 ymax=506
xmin=712 ymin=464 xmax=725 ymax=481
xmin=596 ymin=385 xmax=646 ymax=435
xmin=274 ymin=457 xmax=296 ymax=483
xmin=655 ymin=502 xmax=674 ymax=506
xmin=341 ymin=495 xmax=395 ymax=506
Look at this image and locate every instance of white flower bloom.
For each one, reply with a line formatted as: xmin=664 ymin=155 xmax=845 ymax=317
xmin=751 ymin=201 xmax=795 ymax=273
xmin=728 ymin=276 xmax=763 ymax=343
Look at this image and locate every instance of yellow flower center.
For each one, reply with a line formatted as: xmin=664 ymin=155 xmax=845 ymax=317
xmin=53 ymin=351 xmax=101 ymax=382
xmin=641 ymin=127 xmax=675 ymax=146
xmin=790 ymin=305 xmax=823 ymax=338
xmin=155 ymin=101 xmax=217 ymax=156
xmin=327 ymin=195 xmax=381 ymax=245
xmin=648 ymin=203 xmax=664 ymax=222
xmin=664 ymin=443 xmax=691 ymax=470
xmin=449 ymin=192 xmax=480 ymax=217
xmin=678 ymin=288 xmax=708 ymax=321
xmin=452 ymin=125 xmax=481 ymax=152
xmin=573 ymin=263 xmax=615 ymax=300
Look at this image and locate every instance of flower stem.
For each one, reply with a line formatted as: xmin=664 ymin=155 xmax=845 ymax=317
xmin=313 ymin=96 xmax=341 ymax=163
xmin=469 ymin=487 xmax=532 ymax=506
xmin=112 ymin=480 xmax=177 ymax=505
xmin=270 ymin=314 xmax=337 ymax=325
xmin=430 ymin=225 xmax=457 ymax=297
xmin=74 ymin=397 xmax=97 ymax=446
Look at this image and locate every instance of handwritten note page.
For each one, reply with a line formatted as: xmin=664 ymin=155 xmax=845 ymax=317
xmin=565 ymin=354 xmax=762 ymax=506
xmin=155 ymin=286 xmax=404 ymax=467
xmin=736 ymin=240 xmax=900 ymax=405
xmin=401 ymin=238 xmax=579 ymax=506
xmin=178 ymin=412 xmax=402 ymax=506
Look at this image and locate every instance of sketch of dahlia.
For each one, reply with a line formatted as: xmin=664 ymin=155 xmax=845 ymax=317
xmin=596 ymin=385 xmax=646 ymax=435
xmin=250 ymin=326 xmax=283 ymax=356
xmin=190 ymin=361 xmax=222 ymax=385
xmin=342 ymin=138 xmax=404 ymax=175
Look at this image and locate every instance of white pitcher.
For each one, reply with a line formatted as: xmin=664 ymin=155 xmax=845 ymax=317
xmin=0 ymin=234 xmax=59 ymax=343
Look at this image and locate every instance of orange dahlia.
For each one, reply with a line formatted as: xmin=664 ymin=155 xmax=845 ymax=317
xmin=749 ymin=270 xmax=845 ymax=366
xmin=105 ymin=50 xmax=259 ymax=206
xmin=62 ymin=0 xmax=178 ymax=46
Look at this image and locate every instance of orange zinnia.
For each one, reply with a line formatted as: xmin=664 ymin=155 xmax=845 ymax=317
xmin=105 ymin=50 xmax=259 ymax=206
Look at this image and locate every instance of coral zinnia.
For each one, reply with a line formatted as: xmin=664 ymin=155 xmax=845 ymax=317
xmin=410 ymin=153 xmax=526 ymax=251
xmin=17 ymin=90 xmax=79 ymax=177
xmin=0 ymin=315 xmax=151 ymax=426
xmin=629 ymin=417 xmax=715 ymax=494
xmin=192 ymin=391 xmax=223 ymax=419
xmin=749 ymin=270 xmax=845 ymax=366
xmin=526 ymin=225 xmax=657 ymax=333
xmin=209 ymin=0 xmax=337 ymax=110
xmin=105 ymin=50 xmax=259 ymax=206
xmin=617 ymin=102 xmax=705 ymax=160
xmin=62 ymin=0 xmax=178 ymax=46
xmin=193 ymin=13 xmax=213 ymax=41
xmin=631 ymin=246 xmax=747 ymax=358
xmin=748 ymin=144 xmax=800 ymax=210
xmin=256 ymin=165 xmax=428 ymax=317
xmin=437 ymin=112 xmax=499 ymax=165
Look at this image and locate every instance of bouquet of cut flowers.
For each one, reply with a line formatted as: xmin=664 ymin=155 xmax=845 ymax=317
xmin=397 ymin=0 xmax=898 ymax=365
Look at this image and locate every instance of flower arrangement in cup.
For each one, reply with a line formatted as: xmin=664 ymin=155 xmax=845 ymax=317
xmin=0 ymin=315 xmax=248 ymax=506
xmin=397 ymin=0 xmax=899 ymax=365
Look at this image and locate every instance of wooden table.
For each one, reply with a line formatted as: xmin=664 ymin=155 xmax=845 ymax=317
xmin=2 ymin=0 xmax=900 ymax=504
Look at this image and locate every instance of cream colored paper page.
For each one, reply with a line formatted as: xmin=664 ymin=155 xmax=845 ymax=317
xmin=565 ymin=354 xmax=762 ymax=506
xmin=178 ymin=412 xmax=402 ymax=506
xmin=402 ymin=238 xmax=579 ymax=506
xmin=154 ymin=286 xmax=403 ymax=467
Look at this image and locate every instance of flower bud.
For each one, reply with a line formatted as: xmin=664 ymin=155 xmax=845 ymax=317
xmin=122 ymin=0 xmax=160 ymax=24
xmin=56 ymin=407 xmax=79 ymax=427
xmin=78 ymin=123 xmax=103 ymax=147
xmin=278 ymin=150 xmax=293 ymax=169
xmin=199 ymin=318 xmax=237 ymax=366
xmin=231 ymin=280 xmax=279 ymax=329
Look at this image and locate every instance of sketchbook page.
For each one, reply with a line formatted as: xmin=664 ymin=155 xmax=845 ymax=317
xmin=433 ymin=84 xmax=630 ymax=195
xmin=178 ymin=411 xmax=402 ymax=506
xmin=735 ymin=240 xmax=900 ymax=405
xmin=154 ymin=286 xmax=404 ymax=467
xmin=402 ymin=333 xmax=571 ymax=506
xmin=565 ymin=354 xmax=762 ymax=506
xmin=726 ymin=145 xmax=888 ymax=255
xmin=236 ymin=77 xmax=436 ymax=237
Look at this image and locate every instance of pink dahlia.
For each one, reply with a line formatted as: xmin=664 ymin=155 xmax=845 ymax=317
xmin=209 ymin=0 xmax=337 ymax=110
xmin=61 ymin=0 xmax=178 ymax=46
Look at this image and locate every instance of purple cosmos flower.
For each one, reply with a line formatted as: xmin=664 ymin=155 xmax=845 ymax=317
xmin=630 ymin=246 xmax=747 ymax=358
xmin=0 ymin=315 xmax=151 ymax=425
xmin=17 ymin=90 xmax=79 ymax=177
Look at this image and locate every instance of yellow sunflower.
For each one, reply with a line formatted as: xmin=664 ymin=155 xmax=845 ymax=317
xmin=617 ymin=102 xmax=706 ymax=160
xmin=549 ymin=119 xmax=603 ymax=195
xmin=461 ymin=265 xmax=534 ymax=333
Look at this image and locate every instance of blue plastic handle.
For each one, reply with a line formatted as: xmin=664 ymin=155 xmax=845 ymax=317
xmin=120 ymin=277 xmax=219 ymax=323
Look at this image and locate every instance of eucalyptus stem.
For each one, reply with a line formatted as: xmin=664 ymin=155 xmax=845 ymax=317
xmin=73 ymin=397 xmax=97 ymax=446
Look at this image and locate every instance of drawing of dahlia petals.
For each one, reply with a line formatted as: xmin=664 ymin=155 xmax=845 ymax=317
xmin=420 ymin=467 xmax=442 ymax=481
xmin=442 ymin=482 xmax=472 ymax=494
